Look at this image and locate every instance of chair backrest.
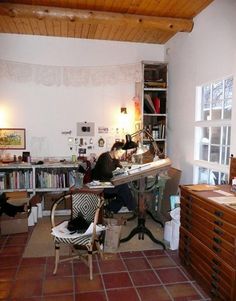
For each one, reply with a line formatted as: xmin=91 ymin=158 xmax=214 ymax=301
xmin=72 ymin=192 xmax=100 ymax=222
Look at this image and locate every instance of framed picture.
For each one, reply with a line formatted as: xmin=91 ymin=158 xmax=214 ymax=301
xmin=0 ymin=128 xmax=26 ymax=149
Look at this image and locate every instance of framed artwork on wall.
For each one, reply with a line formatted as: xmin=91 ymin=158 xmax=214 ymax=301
xmin=0 ymin=128 xmax=26 ymax=149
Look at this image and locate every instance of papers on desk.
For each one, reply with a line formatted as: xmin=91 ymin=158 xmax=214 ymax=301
xmin=86 ymin=181 xmax=114 ymax=189
xmin=208 ymin=196 xmax=236 ymax=205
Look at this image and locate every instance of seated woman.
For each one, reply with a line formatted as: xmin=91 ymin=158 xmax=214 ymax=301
xmin=92 ymin=141 xmax=136 ymax=213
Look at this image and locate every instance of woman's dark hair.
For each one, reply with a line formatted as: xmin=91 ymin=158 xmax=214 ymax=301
xmin=111 ymin=141 xmax=124 ymax=151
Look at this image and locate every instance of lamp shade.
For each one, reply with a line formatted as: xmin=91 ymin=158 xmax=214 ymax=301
xmin=122 ymin=134 xmax=138 ymax=150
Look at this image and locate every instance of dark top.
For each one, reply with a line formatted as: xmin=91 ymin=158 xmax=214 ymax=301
xmin=92 ymin=152 xmax=122 ymax=181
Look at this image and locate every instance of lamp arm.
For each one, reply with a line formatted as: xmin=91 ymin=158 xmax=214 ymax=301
xmin=130 ymin=129 xmax=163 ymax=158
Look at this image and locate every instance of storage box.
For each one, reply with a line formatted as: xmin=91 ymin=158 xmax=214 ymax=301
xmin=0 ymin=212 xmax=28 ymax=235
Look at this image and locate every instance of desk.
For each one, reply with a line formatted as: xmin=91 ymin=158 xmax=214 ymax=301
xmin=111 ymin=158 xmax=171 ymax=248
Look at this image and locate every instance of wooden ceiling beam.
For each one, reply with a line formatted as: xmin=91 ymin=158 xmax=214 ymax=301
xmin=0 ymin=3 xmax=194 ymax=33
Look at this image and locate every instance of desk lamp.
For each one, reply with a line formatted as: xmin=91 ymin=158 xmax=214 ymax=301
xmin=122 ymin=129 xmax=164 ymax=163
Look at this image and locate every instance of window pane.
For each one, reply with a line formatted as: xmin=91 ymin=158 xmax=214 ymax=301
xmin=225 ymin=77 xmax=233 ymax=98
xmin=198 ymin=167 xmax=208 ymax=183
xmin=210 ymin=145 xmax=220 ymax=163
xmin=221 ymin=146 xmax=226 ymax=165
xmin=223 ymin=98 xmax=232 ymax=119
xmin=212 ymin=81 xmax=223 ymax=101
xmin=211 ymin=127 xmax=221 ymax=144
xmin=228 ymin=127 xmax=231 ymax=145
xmin=201 ymin=85 xmax=211 ymax=121
xmin=200 ymin=144 xmax=208 ymax=161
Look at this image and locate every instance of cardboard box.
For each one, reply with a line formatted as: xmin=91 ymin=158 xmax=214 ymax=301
xmin=0 ymin=212 xmax=28 ymax=235
xmin=43 ymin=192 xmax=68 ymax=210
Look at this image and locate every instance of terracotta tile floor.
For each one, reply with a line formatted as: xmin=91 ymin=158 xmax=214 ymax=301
xmin=0 ymin=229 xmax=212 ymax=301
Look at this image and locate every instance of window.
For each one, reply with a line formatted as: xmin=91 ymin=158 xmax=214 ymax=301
xmin=194 ymin=76 xmax=233 ymax=185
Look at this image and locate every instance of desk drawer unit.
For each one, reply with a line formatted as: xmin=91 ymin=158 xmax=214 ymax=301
xmin=179 ymin=186 xmax=236 ymax=301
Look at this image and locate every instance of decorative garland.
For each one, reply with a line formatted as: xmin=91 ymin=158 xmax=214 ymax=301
xmin=0 ymin=59 xmax=142 ymax=87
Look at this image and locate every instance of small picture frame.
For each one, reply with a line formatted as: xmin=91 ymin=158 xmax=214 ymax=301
xmin=0 ymin=128 xmax=26 ymax=150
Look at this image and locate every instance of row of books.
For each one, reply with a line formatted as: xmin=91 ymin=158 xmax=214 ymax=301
xmin=36 ymin=170 xmax=75 ymax=188
xmin=0 ymin=170 xmax=33 ymax=190
xmin=144 ymin=123 xmax=166 ymax=140
xmin=144 ymin=94 xmax=162 ymax=114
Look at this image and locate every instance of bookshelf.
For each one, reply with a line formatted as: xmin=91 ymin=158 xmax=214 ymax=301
xmin=138 ymin=61 xmax=168 ymax=156
xmin=0 ymin=163 xmax=78 ymax=193
xmin=0 ymin=163 xmax=78 ymax=215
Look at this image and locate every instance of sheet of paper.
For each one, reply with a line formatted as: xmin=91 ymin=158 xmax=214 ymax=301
xmin=208 ymin=196 xmax=236 ymax=204
xmin=213 ymin=190 xmax=234 ymax=196
xmin=185 ymin=184 xmax=218 ymax=191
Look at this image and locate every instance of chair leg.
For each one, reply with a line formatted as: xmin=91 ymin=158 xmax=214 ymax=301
xmin=88 ymin=252 xmax=93 ymax=280
xmin=53 ymin=245 xmax=60 ymax=275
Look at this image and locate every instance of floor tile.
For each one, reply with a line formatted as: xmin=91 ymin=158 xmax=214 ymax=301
xmin=0 ymin=280 xmax=13 ymax=299
xmin=11 ymin=279 xmax=43 ymax=298
xmin=147 ymin=255 xmax=177 ymax=269
xmin=75 ymin=274 xmax=104 ymax=292
xmin=0 ymin=267 xmax=17 ymax=281
xmin=98 ymin=258 xmax=126 ymax=273
xmin=143 ymin=249 xmax=166 ymax=257
xmin=102 ymin=272 xmax=132 ymax=289
xmin=156 ymin=267 xmax=189 ymax=284
xmin=107 ymin=287 xmax=140 ymax=301
xmin=75 ymin=291 xmax=107 ymax=301
xmin=166 ymin=282 xmax=203 ymax=300
xmin=6 ymin=234 xmax=28 ymax=246
xmin=20 ymin=257 xmax=47 ymax=266
xmin=129 ymin=269 xmax=161 ymax=286
xmin=43 ymin=295 xmax=74 ymax=301
xmin=46 ymin=262 xmax=73 ymax=278
xmin=16 ymin=265 xmax=45 ymax=279
xmin=74 ymin=261 xmax=99 ymax=275
xmin=0 ymin=255 xmax=21 ymax=268
xmin=120 ymin=251 xmax=144 ymax=258
xmin=137 ymin=285 xmax=172 ymax=301
xmin=0 ymin=245 xmax=25 ymax=256
xmin=43 ymin=277 xmax=73 ymax=295
xmin=124 ymin=257 xmax=151 ymax=271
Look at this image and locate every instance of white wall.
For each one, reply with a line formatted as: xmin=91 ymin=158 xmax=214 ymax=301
xmin=0 ymin=35 xmax=164 ymax=159
xmin=165 ymin=0 xmax=236 ymax=184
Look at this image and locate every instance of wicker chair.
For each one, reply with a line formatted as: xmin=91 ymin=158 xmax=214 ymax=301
xmin=51 ymin=189 xmax=104 ymax=280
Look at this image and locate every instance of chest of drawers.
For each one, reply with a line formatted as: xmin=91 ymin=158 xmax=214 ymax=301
xmin=179 ymin=185 xmax=236 ymax=301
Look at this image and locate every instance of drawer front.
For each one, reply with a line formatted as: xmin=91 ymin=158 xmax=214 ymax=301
xmin=181 ymin=189 xmax=236 ymax=226
xmin=181 ymin=203 xmax=236 ymax=245
xmin=181 ymin=207 xmax=235 ymax=254
xmin=179 ymin=250 xmax=233 ymax=301
xmin=181 ymin=196 xmax=236 ymax=236
xmin=179 ymin=244 xmax=232 ymax=294
xmin=180 ymin=227 xmax=236 ymax=281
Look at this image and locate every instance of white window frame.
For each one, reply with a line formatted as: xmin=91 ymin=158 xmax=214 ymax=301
xmin=193 ymin=76 xmax=233 ymax=184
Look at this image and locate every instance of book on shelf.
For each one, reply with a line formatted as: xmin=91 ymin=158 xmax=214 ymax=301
xmin=144 ymin=94 xmax=156 ymax=113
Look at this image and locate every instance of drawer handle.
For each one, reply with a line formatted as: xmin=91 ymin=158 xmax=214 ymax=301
xmin=212 ymin=258 xmax=221 ymax=266
xmin=213 ymin=227 xmax=223 ymax=235
xmin=212 ymin=245 xmax=221 ymax=253
xmin=187 ymin=196 xmax=192 ymax=202
xmin=213 ymin=237 xmax=222 ymax=244
xmin=211 ymin=265 xmax=220 ymax=274
xmin=214 ymin=210 xmax=224 ymax=217
xmin=211 ymin=273 xmax=219 ymax=282
xmin=211 ymin=281 xmax=218 ymax=289
xmin=185 ymin=224 xmax=192 ymax=230
xmin=214 ymin=220 xmax=223 ymax=227
xmin=210 ymin=289 xmax=219 ymax=297
xmin=186 ymin=203 xmax=192 ymax=209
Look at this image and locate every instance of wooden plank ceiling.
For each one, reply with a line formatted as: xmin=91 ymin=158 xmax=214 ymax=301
xmin=0 ymin=0 xmax=214 ymax=44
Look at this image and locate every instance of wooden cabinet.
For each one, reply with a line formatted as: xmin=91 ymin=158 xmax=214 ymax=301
xmin=139 ymin=61 xmax=168 ymax=156
xmin=179 ymin=185 xmax=236 ymax=301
